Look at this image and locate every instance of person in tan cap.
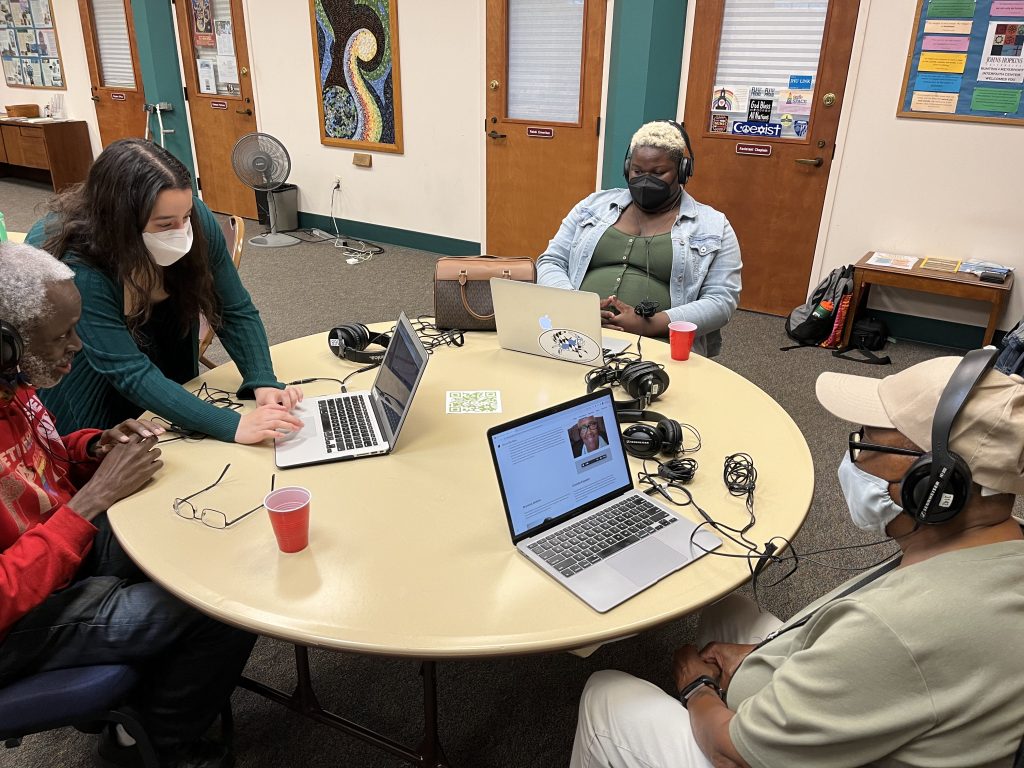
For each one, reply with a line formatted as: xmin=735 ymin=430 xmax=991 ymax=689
xmin=570 ymin=349 xmax=1024 ymax=768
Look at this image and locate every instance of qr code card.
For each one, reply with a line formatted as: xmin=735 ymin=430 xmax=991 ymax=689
xmin=446 ymin=390 xmax=502 ymax=414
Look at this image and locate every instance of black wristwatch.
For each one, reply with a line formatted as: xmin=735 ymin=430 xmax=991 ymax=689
xmin=678 ymin=675 xmax=722 ymax=709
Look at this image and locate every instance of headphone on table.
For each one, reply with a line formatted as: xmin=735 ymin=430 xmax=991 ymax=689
xmin=327 ymin=322 xmax=391 ymax=365
xmin=1 ymin=319 xmax=24 ymax=375
xmin=899 ymin=347 xmax=999 ymax=524
xmin=620 ymin=410 xmax=685 ymax=459
xmin=622 ymin=119 xmax=695 ymax=187
xmin=586 ymin=360 xmax=682 ymax=458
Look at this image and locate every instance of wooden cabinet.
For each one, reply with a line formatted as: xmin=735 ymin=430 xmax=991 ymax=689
xmin=0 ymin=119 xmax=93 ymax=191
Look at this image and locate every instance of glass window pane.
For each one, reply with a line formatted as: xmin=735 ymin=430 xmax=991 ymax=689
xmin=507 ymin=0 xmax=584 ymax=123
xmin=92 ymin=0 xmax=135 ymax=88
xmin=710 ymin=0 xmax=828 ymax=138
xmin=192 ymin=0 xmax=240 ymax=97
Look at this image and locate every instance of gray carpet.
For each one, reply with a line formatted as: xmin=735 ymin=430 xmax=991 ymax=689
xmin=0 ymin=178 xmax=1013 ymax=768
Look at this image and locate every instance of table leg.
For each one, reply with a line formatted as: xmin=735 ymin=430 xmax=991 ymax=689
xmin=983 ymin=293 xmax=1008 ymax=347
xmin=418 ymin=661 xmax=450 ymax=768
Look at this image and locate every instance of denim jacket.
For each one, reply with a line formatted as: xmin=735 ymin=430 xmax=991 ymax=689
xmin=536 ymin=188 xmax=742 ymax=357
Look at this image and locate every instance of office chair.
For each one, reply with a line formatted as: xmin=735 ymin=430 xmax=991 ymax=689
xmin=0 ymin=664 xmax=158 ymax=766
xmin=200 ymin=215 xmax=245 ymax=369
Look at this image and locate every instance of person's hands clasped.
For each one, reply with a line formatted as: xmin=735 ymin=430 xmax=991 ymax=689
xmin=698 ymin=642 xmax=757 ymax=692
xmin=90 ymin=418 xmax=166 ymax=458
xmin=254 ymin=385 xmax=304 ymax=410
xmin=600 ymin=295 xmax=654 ymax=335
xmin=673 ymin=644 xmax=722 ymax=694
xmin=235 ymin=403 xmax=303 ymax=444
xmin=68 ymin=434 xmax=163 ymax=521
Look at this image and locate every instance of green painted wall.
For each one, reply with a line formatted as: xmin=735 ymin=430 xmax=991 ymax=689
xmin=130 ymin=0 xmax=195 ymax=186
xmin=601 ymin=0 xmax=688 ymax=190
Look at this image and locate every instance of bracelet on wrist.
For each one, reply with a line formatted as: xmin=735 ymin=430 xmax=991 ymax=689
xmin=678 ymin=675 xmax=723 ymax=709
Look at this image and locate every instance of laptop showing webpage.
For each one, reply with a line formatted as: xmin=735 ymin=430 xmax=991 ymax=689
xmin=490 ymin=279 xmax=631 ymax=368
xmin=488 ymin=390 xmax=721 ymax=612
xmin=275 ymin=312 xmax=429 ymax=469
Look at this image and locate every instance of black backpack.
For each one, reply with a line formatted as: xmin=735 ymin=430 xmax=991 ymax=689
xmin=833 ymin=317 xmax=891 ymax=366
xmin=784 ymin=265 xmax=853 ymax=346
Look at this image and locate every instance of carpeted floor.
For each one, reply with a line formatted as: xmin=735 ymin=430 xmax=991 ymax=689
xmin=0 ymin=178 xmax=1013 ymax=768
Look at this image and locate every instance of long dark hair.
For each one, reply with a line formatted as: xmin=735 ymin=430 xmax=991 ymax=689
xmin=44 ymin=139 xmax=220 ymax=337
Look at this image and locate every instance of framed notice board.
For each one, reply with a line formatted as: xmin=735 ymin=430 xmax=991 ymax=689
xmin=0 ymin=0 xmax=64 ymax=89
xmin=899 ymin=0 xmax=1024 ymax=126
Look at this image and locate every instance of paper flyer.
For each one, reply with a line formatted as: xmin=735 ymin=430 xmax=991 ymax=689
xmin=197 ymin=58 xmax=217 ymax=94
xmin=978 ymin=21 xmax=1024 ymax=84
xmin=911 ymin=91 xmax=959 ymax=112
xmin=918 ymin=51 xmax=969 ymax=73
xmin=216 ymin=54 xmax=238 ymax=83
xmin=710 ymin=85 xmax=749 ymax=113
xmin=446 ymin=391 xmax=502 ymax=415
xmin=215 ymin=19 xmax=234 ymax=55
xmin=866 ymin=252 xmax=919 ymax=270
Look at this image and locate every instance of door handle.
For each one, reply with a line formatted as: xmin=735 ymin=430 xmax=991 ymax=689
xmin=487 ymin=130 xmax=507 ymax=139
xmin=795 ymin=157 xmax=823 ymax=167
xmin=236 ymin=108 xmax=253 ymax=115
xmin=91 ymin=96 xmax=100 ymax=102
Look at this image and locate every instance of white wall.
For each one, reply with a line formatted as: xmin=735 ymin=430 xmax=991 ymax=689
xmin=680 ymin=0 xmax=1024 ymax=332
xmin=0 ymin=0 xmax=101 ymax=154
xmin=243 ymin=1 xmax=484 ymax=244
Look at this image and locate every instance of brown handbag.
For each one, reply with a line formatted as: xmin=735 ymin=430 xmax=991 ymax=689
xmin=433 ymin=255 xmax=537 ymax=331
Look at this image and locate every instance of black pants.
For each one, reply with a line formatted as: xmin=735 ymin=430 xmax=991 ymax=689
xmin=0 ymin=514 xmax=257 ymax=762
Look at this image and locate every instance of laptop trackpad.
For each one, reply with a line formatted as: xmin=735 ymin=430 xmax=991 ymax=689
xmin=611 ymin=538 xmax=682 ymax=586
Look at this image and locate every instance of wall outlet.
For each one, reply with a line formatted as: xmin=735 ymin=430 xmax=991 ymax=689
xmin=333 ymin=175 xmax=342 ymax=189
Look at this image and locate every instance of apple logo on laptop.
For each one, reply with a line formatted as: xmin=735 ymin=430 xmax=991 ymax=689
xmin=538 ymin=314 xmax=553 ymax=331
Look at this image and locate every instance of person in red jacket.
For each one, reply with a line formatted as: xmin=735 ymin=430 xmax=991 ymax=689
xmin=0 ymin=241 xmax=254 ymax=768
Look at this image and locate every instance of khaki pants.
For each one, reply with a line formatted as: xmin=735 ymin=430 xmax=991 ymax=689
xmin=569 ymin=595 xmax=782 ymax=768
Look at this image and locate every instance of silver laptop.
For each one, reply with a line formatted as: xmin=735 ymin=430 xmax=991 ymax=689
xmin=487 ymin=389 xmax=721 ymax=612
xmin=275 ymin=313 xmax=429 ymax=469
xmin=491 ymin=279 xmax=631 ymax=368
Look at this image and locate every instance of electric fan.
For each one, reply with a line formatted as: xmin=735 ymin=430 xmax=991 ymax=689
xmin=231 ymin=132 xmax=300 ymax=248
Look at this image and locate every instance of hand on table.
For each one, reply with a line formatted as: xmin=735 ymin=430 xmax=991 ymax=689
xmin=699 ymin=642 xmax=757 ymax=692
xmin=69 ymin=435 xmax=163 ymax=521
xmin=600 ymin=295 xmax=656 ymax=336
xmin=90 ymin=418 xmax=166 ymax=458
xmin=672 ymin=644 xmax=722 ymax=694
xmin=255 ymin=385 xmax=304 ymax=410
xmin=235 ymin=403 xmax=304 ymax=445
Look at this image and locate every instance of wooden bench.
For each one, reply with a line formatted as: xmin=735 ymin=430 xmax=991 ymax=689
xmin=842 ymin=251 xmax=1015 ymax=348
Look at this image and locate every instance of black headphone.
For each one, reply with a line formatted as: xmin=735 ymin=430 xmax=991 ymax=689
xmin=327 ymin=323 xmax=391 ymax=365
xmin=1 ymin=319 xmax=24 ymax=375
xmin=585 ymin=359 xmax=670 ymax=412
xmin=622 ymin=119 xmax=694 ymax=186
xmin=899 ymin=347 xmax=999 ymax=524
xmin=620 ymin=410 xmax=685 ymax=459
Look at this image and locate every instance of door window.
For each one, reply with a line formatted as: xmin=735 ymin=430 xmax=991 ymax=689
xmin=506 ymin=0 xmax=585 ymax=123
xmin=91 ymin=0 xmax=134 ymax=88
xmin=709 ymin=0 xmax=828 ymax=140
xmin=188 ymin=0 xmax=240 ymax=97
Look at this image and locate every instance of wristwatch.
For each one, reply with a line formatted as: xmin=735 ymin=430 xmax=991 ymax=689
xmin=678 ymin=675 xmax=722 ymax=709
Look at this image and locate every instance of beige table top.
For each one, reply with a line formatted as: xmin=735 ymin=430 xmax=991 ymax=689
xmin=108 ymin=327 xmax=814 ymax=659
xmin=6 ymin=232 xmax=26 ymax=243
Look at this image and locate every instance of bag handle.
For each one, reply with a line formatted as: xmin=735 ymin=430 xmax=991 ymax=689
xmin=458 ymin=269 xmax=513 ymax=320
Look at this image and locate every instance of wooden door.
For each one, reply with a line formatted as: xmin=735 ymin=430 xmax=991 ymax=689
xmin=485 ymin=0 xmax=606 ymax=258
xmin=172 ymin=0 xmax=257 ymax=218
xmin=682 ymin=0 xmax=860 ymax=316
xmin=79 ymin=0 xmax=147 ymax=146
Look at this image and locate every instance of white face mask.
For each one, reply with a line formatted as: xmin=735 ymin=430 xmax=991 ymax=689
xmin=837 ymin=453 xmax=905 ymax=537
xmin=142 ymin=219 xmax=193 ymax=267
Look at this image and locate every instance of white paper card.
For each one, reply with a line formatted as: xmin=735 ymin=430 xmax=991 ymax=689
xmin=446 ymin=390 xmax=502 ymax=414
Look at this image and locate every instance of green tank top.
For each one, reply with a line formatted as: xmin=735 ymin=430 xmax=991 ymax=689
xmin=579 ymin=227 xmax=673 ymax=313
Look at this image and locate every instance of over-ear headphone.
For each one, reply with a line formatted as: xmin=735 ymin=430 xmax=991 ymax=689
xmin=899 ymin=347 xmax=999 ymax=524
xmin=327 ymin=322 xmax=391 ymax=365
xmin=585 ymin=359 xmax=670 ymax=412
xmin=619 ymin=410 xmax=685 ymax=459
xmin=1 ymin=319 xmax=24 ymax=375
xmin=622 ymin=119 xmax=694 ymax=186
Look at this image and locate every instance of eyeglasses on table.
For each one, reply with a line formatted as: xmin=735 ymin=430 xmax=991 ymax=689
xmin=173 ymin=463 xmax=275 ymax=529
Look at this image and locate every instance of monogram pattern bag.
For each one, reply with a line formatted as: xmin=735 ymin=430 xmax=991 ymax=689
xmin=433 ymin=256 xmax=536 ymax=331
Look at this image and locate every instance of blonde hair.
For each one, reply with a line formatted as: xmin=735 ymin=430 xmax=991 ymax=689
xmin=628 ymin=121 xmax=687 ymax=160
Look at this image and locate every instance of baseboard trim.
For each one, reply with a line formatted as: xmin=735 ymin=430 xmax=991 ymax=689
xmin=869 ymin=309 xmax=1007 ymax=349
xmin=297 ymin=212 xmax=481 ymax=256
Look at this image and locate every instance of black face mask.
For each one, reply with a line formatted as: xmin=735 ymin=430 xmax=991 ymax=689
xmin=628 ymin=175 xmax=679 ymax=212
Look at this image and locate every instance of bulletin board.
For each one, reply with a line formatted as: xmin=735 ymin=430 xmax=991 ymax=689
xmin=898 ymin=0 xmax=1024 ymax=126
xmin=0 ymin=0 xmax=64 ymax=89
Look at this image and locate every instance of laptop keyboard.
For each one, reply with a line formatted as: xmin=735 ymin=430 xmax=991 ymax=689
xmin=319 ymin=396 xmax=376 ymax=452
xmin=527 ymin=496 xmax=677 ymax=578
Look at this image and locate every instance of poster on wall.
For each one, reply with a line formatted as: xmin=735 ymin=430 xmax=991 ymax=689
xmin=899 ymin=0 xmax=1024 ymax=126
xmin=308 ymin=0 xmax=405 ymax=154
xmin=191 ymin=0 xmax=215 ymax=47
xmin=0 ymin=0 xmax=63 ymax=90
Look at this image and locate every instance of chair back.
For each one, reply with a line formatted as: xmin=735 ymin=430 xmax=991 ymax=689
xmin=199 ymin=215 xmax=245 ymax=366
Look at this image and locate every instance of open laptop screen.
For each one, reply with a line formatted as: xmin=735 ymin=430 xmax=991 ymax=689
xmin=488 ymin=390 xmax=633 ymax=542
xmin=372 ymin=313 xmax=429 ymax=446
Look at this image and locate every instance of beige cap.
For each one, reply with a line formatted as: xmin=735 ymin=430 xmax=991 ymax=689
xmin=816 ymin=357 xmax=1024 ymax=496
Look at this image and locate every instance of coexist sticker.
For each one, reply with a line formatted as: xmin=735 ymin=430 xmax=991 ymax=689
xmin=731 ymin=122 xmax=783 ymax=138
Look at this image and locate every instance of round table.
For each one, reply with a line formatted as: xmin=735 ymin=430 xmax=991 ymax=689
xmin=107 ymin=325 xmax=813 ymax=766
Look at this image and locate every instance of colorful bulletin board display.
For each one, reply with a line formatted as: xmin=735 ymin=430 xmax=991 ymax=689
xmin=0 ymin=0 xmax=64 ymax=90
xmin=899 ymin=0 xmax=1024 ymax=126
xmin=708 ymin=76 xmax=816 ymax=141
xmin=309 ymin=0 xmax=404 ymax=154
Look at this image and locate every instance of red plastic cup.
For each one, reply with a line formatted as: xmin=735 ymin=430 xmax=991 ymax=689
xmin=668 ymin=321 xmax=698 ymax=361
xmin=264 ymin=487 xmax=311 ymax=553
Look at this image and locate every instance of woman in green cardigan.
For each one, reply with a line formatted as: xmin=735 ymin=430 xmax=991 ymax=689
xmin=27 ymin=138 xmax=303 ymax=444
